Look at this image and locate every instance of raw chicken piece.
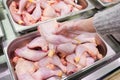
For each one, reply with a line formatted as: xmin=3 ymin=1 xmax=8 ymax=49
xmin=64 ymin=0 xmax=83 ymax=9
xmin=60 ymin=57 xmax=67 ymax=66
xmin=18 ymin=0 xmax=36 ymax=14
xmin=27 ymin=37 xmax=48 ymax=51
xmin=40 ymin=0 xmax=50 ymax=9
xmin=75 ymin=45 xmax=87 ymax=63
xmin=39 ymin=58 xmax=56 ymax=70
xmin=13 ymin=56 xmax=19 ymax=63
xmin=66 ymin=62 xmax=77 ymax=75
xmin=15 ymin=46 xmax=47 ymax=61
xmin=31 ymin=0 xmax=42 ymax=21
xmin=86 ymin=57 xmax=95 ymax=66
xmin=66 ymin=54 xmax=82 ymax=69
xmin=72 ymin=7 xmax=80 ymax=12
xmin=67 ymin=52 xmax=87 ymax=68
xmin=82 ymin=43 xmax=100 ymax=59
xmin=32 ymin=67 xmax=62 ymax=80
xmin=74 ymin=32 xmax=97 ymax=44
xmin=97 ymin=53 xmax=103 ymax=59
xmin=48 ymin=44 xmax=57 ymax=57
xmin=53 ymin=1 xmax=71 ymax=15
xmin=15 ymin=58 xmax=36 ymax=80
xmin=22 ymin=11 xmax=36 ymax=25
xmin=17 ymin=72 xmax=35 ymax=80
xmin=77 ymin=52 xmax=87 ymax=67
xmin=44 ymin=34 xmax=73 ymax=45
xmin=9 ymin=1 xmax=24 ymax=25
xmin=66 ymin=54 xmax=76 ymax=66
xmin=38 ymin=20 xmax=58 ymax=36
xmin=51 ymin=55 xmax=67 ymax=73
xmin=38 ymin=55 xmax=65 ymax=70
xmin=26 ymin=2 xmax=36 ymax=13
xmin=15 ymin=58 xmax=36 ymax=74
xmin=17 ymin=0 xmax=28 ymax=14
xmin=38 ymin=56 xmax=52 ymax=67
xmin=57 ymin=43 xmax=76 ymax=55
xmin=40 ymin=16 xmax=52 ymax=21
xmin=38 ymin=20 xmax=73 ymax=44
xmin=43 ymin=6 xmax=57 ymax=17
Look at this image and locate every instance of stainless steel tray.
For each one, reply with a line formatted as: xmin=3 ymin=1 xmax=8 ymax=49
xmin=98 ymin=0 xmax=120 ymax=7
xmin=2 ymin=0 xmax=95 ymax=34
xmin=5 ymin=30 xmax=117 ymax=80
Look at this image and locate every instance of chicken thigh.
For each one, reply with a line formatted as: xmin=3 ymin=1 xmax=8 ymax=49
xmin=15 ymin=58 xmax=36 ymax=80
xmin=32 ymin=67 xmax=62 ymax=80
xmin=27 ymin=37 xmax=48 ymax=51
xmin=15 ymin=46 xmax=47 ymax=61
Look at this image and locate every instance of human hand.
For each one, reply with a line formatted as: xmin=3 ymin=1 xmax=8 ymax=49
xmin=56 ymin=17 xmax=96 ymax=34
xmin=56 ymin=20 xmax=78 ymax=34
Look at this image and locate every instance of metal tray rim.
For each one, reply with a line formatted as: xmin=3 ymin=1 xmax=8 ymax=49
xmin=0 ymin=25 xmax=4 ymax=38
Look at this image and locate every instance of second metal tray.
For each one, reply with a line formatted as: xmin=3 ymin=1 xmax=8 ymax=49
xmin=2 ymin=0 xmax=95 ymax=34
xmin=98 ymin=0 xmax=120 ymax=7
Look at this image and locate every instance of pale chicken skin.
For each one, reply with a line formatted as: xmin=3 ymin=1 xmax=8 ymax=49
xmin=22 ymin=11 xmax=36 ymax=25
xmin=17 ymin=0 xmax=28 ymax=14
xmin=9 ymin=0 xmax=84 ymax=26
xmin=26 ymin=2 xmax=36 ymax=13
xmin=53 ymin=1 xmax=71 ymax=16
xmin=43 ymin=6 xmax=57 ymax=18
xmin=32 ymin=67 xmax=62 ymax=80
xmin=15 ymin=46 xmax=48 ymax=61
xmin=31 ymin=0 xmax=42 ymax=21
xmin=51 ymin=55 xmax=67 ymax=73
xmin=9 ymin=1 xmax=24 ymax=25
xmin=15 ymin=58 xmax=36 ymax=80
xmin=75 ymin=44 xmax=87 ymax=63
xmin=74 ymin=32 xmax=97 ymax=44
xmin=57 ymin=42 xmax=76 ymax=55
xmin=27 ymin=36 xmax=48 ymax=51
xmin=82 ymin=43 xmax=100 ymax=59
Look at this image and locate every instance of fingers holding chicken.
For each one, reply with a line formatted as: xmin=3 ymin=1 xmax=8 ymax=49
xmin=73 ymin=32 xmax=97 ymax=44
xmin=38 ymin=20 xmax=73 ymax=44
